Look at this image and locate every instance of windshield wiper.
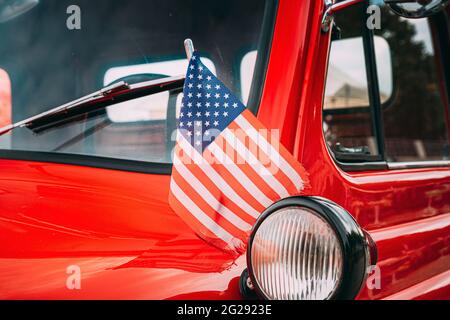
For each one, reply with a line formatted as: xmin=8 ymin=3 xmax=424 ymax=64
xmin=0 ymin=75 xmax=185 ymax=136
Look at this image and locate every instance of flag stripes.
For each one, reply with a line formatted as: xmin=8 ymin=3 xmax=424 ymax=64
xmin=169 ymin=180 xmax=235 ymax=245
xmin=170 ymin=113 xmax=309 ymax=254
xmin=172 ymin=155 xmax=252 ymax=231
xmin=176 ymin=135 xmax=262 ymax=219
xmin=234 ymin=110 xmax=307 ymax=191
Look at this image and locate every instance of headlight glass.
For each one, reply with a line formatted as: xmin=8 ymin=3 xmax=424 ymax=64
xmin=250 ymin=206 xmax=343 ymax=300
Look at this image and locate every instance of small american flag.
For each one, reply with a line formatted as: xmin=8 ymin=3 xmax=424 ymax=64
xmin=169 ymin=52 xmax=309 ymax=255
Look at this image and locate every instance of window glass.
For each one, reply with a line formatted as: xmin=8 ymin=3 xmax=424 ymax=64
xmin=375 ymin=7 xmax=450 ymax=162
xmin=0 ymin=68 xmax=11 ymax=149
xmin=325 ymin=37 xmax=370 ymax=109
xmin=0 ymin=69 xmax=11 ymax=128
xmin=104 ymin=58 xmax=216 ymax=123
xmin=0 ymin=0 xmax=273 ymax=164
xmin=374 ymin=36 xmax=394 ymax=104
xmin=240 ymin=50 xmax=257 ymax=105
xmin=323 ymin=3 xmax=381 ymax=160
xmin=325 ymin=36 xmax=392 ymax=110
xmin=324 ymin=3 xmax=450 ymax=166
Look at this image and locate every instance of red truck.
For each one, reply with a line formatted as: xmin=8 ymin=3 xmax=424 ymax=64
xmin=0 ymin=0 xmax=449 ymax=300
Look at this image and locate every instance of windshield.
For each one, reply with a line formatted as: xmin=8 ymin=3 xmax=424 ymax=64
xmin=0 ymin=0 xmax=274 ymax=164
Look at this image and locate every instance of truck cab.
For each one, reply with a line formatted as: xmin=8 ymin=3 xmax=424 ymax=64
xmin=0 ymin=0 xmax=449 ymax=299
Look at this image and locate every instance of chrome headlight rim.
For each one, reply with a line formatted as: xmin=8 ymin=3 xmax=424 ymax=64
xmin=246 ymin=196 xmax=373 ymax=300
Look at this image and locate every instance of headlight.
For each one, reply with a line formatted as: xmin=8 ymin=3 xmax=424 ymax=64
xmin=246 ymin=197 xmax=376 ymax=300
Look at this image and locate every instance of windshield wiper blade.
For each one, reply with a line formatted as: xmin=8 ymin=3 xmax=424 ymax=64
xmin=0 ymin=81 xmax=129 ymax=135
xmin=0 ymin=75 xmax=185 ymax=136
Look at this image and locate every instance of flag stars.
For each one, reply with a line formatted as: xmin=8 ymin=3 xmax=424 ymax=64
xmin=180 ymin=59 xmax=246 ymax=149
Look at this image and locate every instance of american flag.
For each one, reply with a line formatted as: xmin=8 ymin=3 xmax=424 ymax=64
xmin=169 ymin=52 xmax=309 ymax=255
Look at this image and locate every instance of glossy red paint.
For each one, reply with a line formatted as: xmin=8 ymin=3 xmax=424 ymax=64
xmin=0 ymin=0 xmax=449 ymax=300
xmin=0 ymin=160 xmax=243 ymax=299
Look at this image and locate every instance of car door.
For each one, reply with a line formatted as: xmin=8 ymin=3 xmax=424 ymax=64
xmin=302 ymin=1 xmax=450 ymax=299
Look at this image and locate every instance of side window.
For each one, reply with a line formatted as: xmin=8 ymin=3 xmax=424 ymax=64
xmin=324 ymin=3 xmax=450 ymax=166
xmin=376 ymin=8 xmax=450 ymax=162
xmin=89 ymin=58 xmax=216 ymax=163
xmin=323 ymin=3 xmax=385 ymax=161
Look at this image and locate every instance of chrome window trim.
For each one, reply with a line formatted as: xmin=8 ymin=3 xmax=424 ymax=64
xmin=387 ymin=160 xmax=450 ymax=170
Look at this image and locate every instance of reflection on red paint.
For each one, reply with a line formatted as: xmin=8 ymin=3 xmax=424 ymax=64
xmin=0 ymin=69 xmax=11 ymax=128
xmin=112 ymin=239 xmax=237 ymax=273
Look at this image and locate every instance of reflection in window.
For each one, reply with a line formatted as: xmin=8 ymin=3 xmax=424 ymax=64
xmin=0 ymin=68 xmax=11 ymax=127
xmin=325 ymin=36 xmax=392 ymax=110
xmin=325 ymin=37 xmax=369 ymax=110
xmin=104 ymin=58 xmax=216 ymax=122
xmin=0 ymin=69 xmax=11 ymax=149
xmin=240 ymin=50 xmax=257 ymax=105
xmin=323 ymin=2 xmax=381 ymax=159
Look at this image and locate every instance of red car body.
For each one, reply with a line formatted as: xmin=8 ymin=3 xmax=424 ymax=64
xmin=0 ymin=0 xmax=449 ymax=300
